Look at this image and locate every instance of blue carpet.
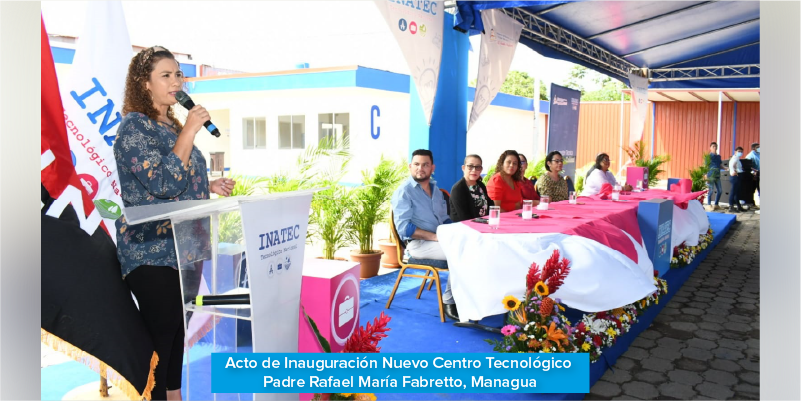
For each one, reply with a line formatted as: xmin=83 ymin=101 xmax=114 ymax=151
xmin=41 ymin=213 xmax=736 ymax=400
xmin=41 ymin=360 xmax=99 ymax=400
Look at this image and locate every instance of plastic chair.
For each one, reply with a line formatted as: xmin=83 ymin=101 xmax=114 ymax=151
xmin=386 ymin=210 xmax=449 ymax=322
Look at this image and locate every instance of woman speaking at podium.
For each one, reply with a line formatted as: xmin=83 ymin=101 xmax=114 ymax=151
xmin=113 ymin=46 xmax=235 ymax=400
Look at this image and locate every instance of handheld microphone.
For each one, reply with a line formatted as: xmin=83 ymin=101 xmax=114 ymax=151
xmin=174 ymin=91 xmax=221 ymax=137
xmin=192 ymin=294 xmax=250 ymax=306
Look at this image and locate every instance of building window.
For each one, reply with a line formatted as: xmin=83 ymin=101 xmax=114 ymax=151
xmin=318 ymin=113 xmax=349 ymax=148
xmin=243 ymin=117 xmax=266 ymax=149
xmin=278 ymin=115 xmax=305 ymax=149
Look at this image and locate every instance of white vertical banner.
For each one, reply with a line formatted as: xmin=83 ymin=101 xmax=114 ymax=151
xmin=468 ymin=9 xmax=523 ymax=131
xmin=374 ymin=0 xmax=444 ymax=125
xmin=239 ymin=193 xmax=312 ymax=401
xmin=628 ymin=72 xmax=650 ymax=147
xmin=59 ymin=1 xmax=132 ymax=243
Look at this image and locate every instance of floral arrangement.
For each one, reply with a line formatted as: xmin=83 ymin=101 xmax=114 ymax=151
xmin=305 ymin=308 xmax=390 ymax=401
xmin=486 ymin=250 xmax=577 ymax=354
xmin=487 ymin=250 xmax=669 ymax=363
xmin=571 ymin=272 xmax=668 ymax=362
xmin=671 ymin=228 xmax=714 ymax=268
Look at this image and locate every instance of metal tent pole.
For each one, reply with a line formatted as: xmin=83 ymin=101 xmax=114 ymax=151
xmin=717 ymin=91 xmax=723 ymax=147
xmin=619 ymin=91 xmax=625 ymax=174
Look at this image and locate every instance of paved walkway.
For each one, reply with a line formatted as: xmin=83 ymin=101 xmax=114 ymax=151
xmin=588 ymin=210 xmax=760 ymax=400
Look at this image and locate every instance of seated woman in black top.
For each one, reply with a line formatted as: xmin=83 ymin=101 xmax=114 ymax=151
xmin=450 ymin=154 xmax=493 ymax=222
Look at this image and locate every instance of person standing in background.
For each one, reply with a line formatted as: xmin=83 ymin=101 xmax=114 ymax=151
xmin=745 ymin=142 xmax=760 ymax=210
xmin=706 ymin=142 xmax=723 ymax=210
xmin=728 ymin=146 xmax=747 ymax=213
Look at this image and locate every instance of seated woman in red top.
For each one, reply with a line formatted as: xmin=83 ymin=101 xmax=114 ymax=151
xmin=486 ymin=150 xmax=525 ymax=212
xmin=517 ymin=153 xmax=541 ymax=203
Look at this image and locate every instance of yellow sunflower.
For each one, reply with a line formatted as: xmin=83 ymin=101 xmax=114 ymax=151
xmin=534 ymin=281 xmax=549 ymax=297
xmin=581 ymin=342 xmax=591 ymax=351
xmin=502 ymin=295 xmax=521 ymax=311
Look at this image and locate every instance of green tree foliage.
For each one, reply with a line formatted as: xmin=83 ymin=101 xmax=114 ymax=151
xmin=471 ymin=71 xmax=548 ymax=100
xmin=562 ymin=65 xmax=631 ymax=101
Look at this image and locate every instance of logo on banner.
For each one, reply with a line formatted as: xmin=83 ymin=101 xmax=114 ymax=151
xmin=78 ymin=174 xmax=100 ymax=199
xmin=284 ymin=256 xmax=291 ymax=271
xmin=571 ymin=98 xmax=579 ymax=111
xmin=375 ymin=0 xmax=444 ymax=124
xmin=553 ymin=97 xmax=568 ymax=106
xmin=258 ymin=224 xmax=301 ymax=251
xmin=331 ymin=274 xmax=359 ymax=345
xmin=56 ymin=1 xmax=133 ymax=243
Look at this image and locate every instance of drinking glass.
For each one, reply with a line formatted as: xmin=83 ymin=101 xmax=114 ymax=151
xmin=522 ymin=200 xmax=533 ymax=219
xmin=568 ymin=191 xmax=577 ymax=204
xmin=538 ymin=195 xmax=550 ymax=210
xmin=636 ymin=180 xmax=643 ymax=192
xmin=488 ymin=206 xmax=501 ymax=229
xmin=612 ymin=184 xmax=621 ymax=201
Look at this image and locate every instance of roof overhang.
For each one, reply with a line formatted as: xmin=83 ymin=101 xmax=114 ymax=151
xmin=620 ymin=88 xmax=760 ymax=102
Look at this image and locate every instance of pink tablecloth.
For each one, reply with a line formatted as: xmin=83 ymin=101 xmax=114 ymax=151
xmin=460 ymin=189 xmax=707 ymax=264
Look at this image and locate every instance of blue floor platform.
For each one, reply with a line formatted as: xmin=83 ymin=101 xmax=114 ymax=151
xmin=41 ymin=213 xmax=736 ymax=400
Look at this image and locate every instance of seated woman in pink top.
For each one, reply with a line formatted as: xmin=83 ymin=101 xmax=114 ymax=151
xmin=486 ymin=150 xmax=525 ymax=212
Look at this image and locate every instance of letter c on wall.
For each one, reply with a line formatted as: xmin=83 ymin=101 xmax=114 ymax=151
xmin=371 ymin=105 xmax=380 ymax=139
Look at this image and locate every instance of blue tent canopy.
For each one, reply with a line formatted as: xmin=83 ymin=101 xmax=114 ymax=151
xmin=454 ymin=1 xmax=760 ymax=89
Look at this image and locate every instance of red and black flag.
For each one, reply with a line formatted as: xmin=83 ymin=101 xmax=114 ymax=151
xmin=40 ymin=16 xmax=157 ymax=400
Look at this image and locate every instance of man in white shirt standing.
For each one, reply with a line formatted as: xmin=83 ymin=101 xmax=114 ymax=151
xmin=728 ymin=146 xmax=747 ymax=213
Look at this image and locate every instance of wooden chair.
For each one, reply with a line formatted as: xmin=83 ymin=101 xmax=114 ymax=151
xmin=386 ymin=210 xmax=449 ymax=322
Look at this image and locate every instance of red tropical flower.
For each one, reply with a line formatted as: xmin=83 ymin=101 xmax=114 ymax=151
xmin=526 ymin=262 xmax=541 ymax=294
xmin=540 ymin=250 xmax=571 ymax=294
xmin=593 ymin=336 xmax=602 ymax=347
xmin=343 ymin=311 xmax=391 ymax=353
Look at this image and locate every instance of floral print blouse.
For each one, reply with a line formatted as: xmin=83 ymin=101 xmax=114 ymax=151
xmin=114 ymin=112 xmax=211 ymax=279
xmin=535 ymin=173 xmax=569 ymax=203
xmin=469 ymin=184 xmax=490 ymax=217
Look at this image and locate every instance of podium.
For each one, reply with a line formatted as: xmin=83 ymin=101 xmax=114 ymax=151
xmin=123 ymin=190 xmax=318 ymax=401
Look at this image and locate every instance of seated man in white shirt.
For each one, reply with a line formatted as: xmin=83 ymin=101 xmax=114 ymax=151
xmin=582 ymin=153 xmax=633 ymax=196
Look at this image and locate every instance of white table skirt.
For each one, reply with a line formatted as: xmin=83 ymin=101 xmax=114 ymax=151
xmin=437 ymin=224 xmax=657 ymax=322
xmin=671 ymin=200 xmax=711 ymax=250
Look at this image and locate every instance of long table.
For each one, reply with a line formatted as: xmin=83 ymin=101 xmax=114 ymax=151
xmin=436 ymin=189 xmax=709 ymax=322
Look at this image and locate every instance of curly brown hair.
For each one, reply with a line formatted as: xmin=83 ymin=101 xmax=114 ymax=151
xmin=494 ymin=150 xmax=523 ymax=181
xmin=121 ymin=45 xmax=183 ymax=129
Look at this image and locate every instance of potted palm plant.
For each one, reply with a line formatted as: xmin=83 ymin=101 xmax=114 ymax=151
xmin=305 ymin=134 xmax=354 ymax=260
xmin=309 ymin=184 xmax=354 ymax=260
xmin=347 ymin=156 xmax=406 ymax=278
xmin=623 ymin=140 xmax=671 ymax=188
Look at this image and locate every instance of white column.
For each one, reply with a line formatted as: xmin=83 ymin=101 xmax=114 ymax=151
xmin=619 ymin=90 xmax=625 ymax=174
xmin=533 ymin=76 xmax=540 ymax=158
xmin=716 ymin=91 xmax=723 ymax=147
